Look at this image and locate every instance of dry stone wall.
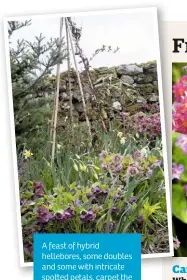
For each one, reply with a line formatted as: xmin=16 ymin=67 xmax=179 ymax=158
xmin=56 ymin=61 xmax=159 ymax=125
xmin=29 ymin=61 xmax=159 ymax=127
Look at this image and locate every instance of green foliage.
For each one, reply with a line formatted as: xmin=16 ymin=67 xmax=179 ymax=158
xmin=18 ymin=130 xmax=168 ymax=262
xmin=172 ymin=62 xmax=187 ymax=84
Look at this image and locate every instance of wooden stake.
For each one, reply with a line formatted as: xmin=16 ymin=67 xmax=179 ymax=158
xmin=51 ymin=17 xmax=63 ymax=164
xmin=65 ymin=19 xmax=73 ymax=124
xmin=66 ymin=18 xmax=92 ymax=140
xmin=50 ymin=19 xmax=64 ymax=142
xmin=76 ymin=43 xmax=96 ymax=100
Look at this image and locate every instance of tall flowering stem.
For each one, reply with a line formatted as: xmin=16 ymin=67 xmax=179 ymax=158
xmin=172 ymin=68 xmax=187 ymax=256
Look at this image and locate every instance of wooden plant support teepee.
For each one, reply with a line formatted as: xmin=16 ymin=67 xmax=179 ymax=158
xmin=65 ymin=18 xmax=73 ymax=124
xmin=50 ymin=17 xmax=64 ymax=164
xmin=50 ymin=17 xmax=92 ymax=164
xmin=65 ymin=18 xmax=92 ymax=139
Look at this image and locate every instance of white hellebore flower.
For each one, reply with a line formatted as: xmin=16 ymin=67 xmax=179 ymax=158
xmin=117 ymin=132 xmax=123 ymax=138
xmin=112 ymin=101 xmax=122 ymax=111
xmin=120 ymin=137 xmax=126 ymax=145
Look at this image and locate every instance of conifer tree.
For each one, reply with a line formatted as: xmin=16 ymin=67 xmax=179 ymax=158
xmin=8 ymin=20 xmax=67 ymax=153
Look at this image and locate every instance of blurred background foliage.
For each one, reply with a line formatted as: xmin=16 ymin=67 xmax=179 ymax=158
xmin=172 ymin=62 xmax=187 ymax=83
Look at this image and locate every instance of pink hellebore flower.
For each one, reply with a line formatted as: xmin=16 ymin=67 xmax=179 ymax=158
xmin=146 ymin=169 xmax=153 ymax=177
xmin=113 ymin=154 xmax=122 ymax=163
xmin=173 ymin=236 xmax=180 ymax=250
xmin=172 ymin=100 xmax=187 ymax=134
xmin=128 ymin=163 xmax=139 ymax=176
xmin=36 ymin=206 xmax=53 ymax=223
xmin=133 ymin=150 xmax=142 ymax=161
xmin=172 ymin=163 xmax=184 ymax=180
xmin=175 ymin=134 xmax=187 ymax=154
xmin=173 ymin=75 xmax=187 ymax=102
xmin=34 ymin=181 xmax=44 ymax=197
xmin=173 ymin=82 xmax=187 ymax=102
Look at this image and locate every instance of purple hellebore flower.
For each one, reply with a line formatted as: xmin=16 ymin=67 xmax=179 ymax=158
xmin=71 ymin=188 xmax=76 ymax=195
xmin=175 ymin=134 xmax=187 ymax=154
xmin=74 ymin=198 xmax=81 ymax=207
xmin=112 ymin=177 xmax=118 ymax=185
xmin=34 ymin=181 xmax=42 ymax=188
xmin=87 ymin=210 xmax=96 ymax=219
xmin=34 ymin=181 xmax=44 ymax=197
xmin=172 ymin=163 xmax=184 ymax=180
xmin=93 ymin=186 xmax=101 ymax=193
xmin=92 ymin=197 xmax=99 ymax=204
xmin=80 ymin=209 xmax=96 ymax=222
xmin=113 ymin=194 xmax=120 ymax=202
xmin=91 ymin=188 xmax=108 ymax=200
xmin=173 ymin=236 xmax=181 ymax=250
xmin=56 ymin=207 xmax=75 ymax=222
xmin=66 ymin=206 xmax=75 ymax=214
xmin=20 ymin=199 xmax=25 ymax=206
xmin=36 ymin=206 xmax=53 ymax=223
xmin=128 ymin=163 xmax=139 ymax=176
xmin=56 ymin=211 xmax=72 ymax=222
xmin=146 ymin=169 xmax=153 ymax=177
xmin=63 ymin=211 xmax=72 ymax=220
xmin=129 ymin=196 xmax=137 ymax=204
xmin=101 ymin=163 xmax=108 ymax=170
xmin=114 ymin=164 xmax=122 ymax=173
xmin=35 ymin=189 xmax=44 ymax=197
xmin=111 ymin=207 xmax=117 ymax=213
xmin=121 ymin=112 xmax=129 ymax=120
xmin=137 ymin=214 xmax=143 ymax=225
xmin=55 ymin=212 xmax=64 ymax=222
xmin=133 ymin=150 xmax=142 ymax=161
xmin=102 ymin=222 xmax=116 ymax=233
xmin=153 ymin=160 xmax=162 ymax=167
xmin=64 ymin=206 xmax=75 ymax=219
xmin=23 ymin=242 xmax=33 ymax=254
xmin=87 ymin=192 xmax=93 ymax=199
xmin=113 ymin=154 xmax=122 ymax=163
xmin=100 ymin=190 xmax=108 ymax=196
xmin=99 ymin=151 xmax=107 ymax=159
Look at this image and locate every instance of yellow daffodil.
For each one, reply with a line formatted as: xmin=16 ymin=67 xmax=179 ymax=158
xmin=24 ymin=150 xmax=33 ymax=159
xmin=120 ymin=137 xmax=126 ymax=145
xmin=117 ymin=132 xmax=123 ymax=138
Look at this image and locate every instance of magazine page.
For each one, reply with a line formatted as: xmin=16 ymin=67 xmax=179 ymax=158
xmin=161 ymin=20 xmax=187 ymax=277
xmin=3 ymin=6 xmax=172 ymax=278
xmin=1 ymin=3 xmax=177 ymax=280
